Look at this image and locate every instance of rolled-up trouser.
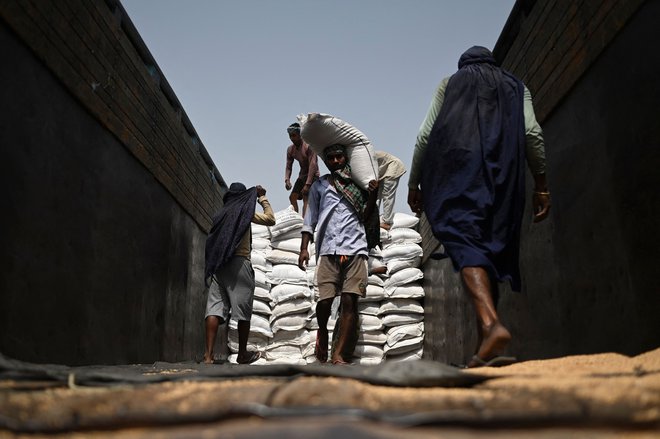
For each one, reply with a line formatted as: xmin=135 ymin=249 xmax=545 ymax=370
xmin=378 ymin=176 xmax=400 ymax=225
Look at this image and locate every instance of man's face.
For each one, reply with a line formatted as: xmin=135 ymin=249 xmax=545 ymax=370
xmin=289 ymin=131 xmax=302 ymax=145
xmin=324 ymin=151 xmax=346 ymax=172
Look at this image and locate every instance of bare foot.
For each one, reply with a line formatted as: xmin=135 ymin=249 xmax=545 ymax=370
xmin=203 ymin=353 xmax=214 ymax=365
xmin=469 ymin=322 xmax=511 ymax=367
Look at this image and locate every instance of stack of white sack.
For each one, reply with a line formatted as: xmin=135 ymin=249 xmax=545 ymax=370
xmin=297 ymin=113 xmax=378 ymax=190
xmin=380 ymin=212 xmax=425 ymax=361
xmin=265 ymin=206 xmax=312 ymax=365
xmin=227 ymin=222 xmax=272 ymax=365
xmin=354 ymin=252 xmax=387 ymax=365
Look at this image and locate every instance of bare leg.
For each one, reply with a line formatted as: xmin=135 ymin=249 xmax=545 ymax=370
xmin=461 ymin=267 xmax=511 ymax=366
xmin=289 ymin=192 xmax=299 ymax=213
xmin=302 ymin=193 xmax=309 ymax=218
xmin=236 ymin=320 xmax=250 ymax=358
xmin=331 ymin=293 xmax=358 ymax=364
xmin=204 ymin=315 xmax=223 ymax=364
xmin=315 ymin=298 xmax=332 ymax=362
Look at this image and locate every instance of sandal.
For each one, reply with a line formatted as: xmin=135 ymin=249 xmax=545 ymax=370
xmin=468 ymin=355 xmax=517 ymax=368
xmin=237 ymin=351 xmax=261 ymax=365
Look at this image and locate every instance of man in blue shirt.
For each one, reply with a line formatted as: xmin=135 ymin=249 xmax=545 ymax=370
xmin=298 ymin=144 xmax=378 ymax=364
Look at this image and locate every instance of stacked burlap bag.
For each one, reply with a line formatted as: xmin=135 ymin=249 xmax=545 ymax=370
xmin=354 ymin=250 xmax=387 ymax=365
xmin=380 ymin=213 xmax=425 ymax=361
xmin=265 ymin=206 xmax=313 ymax=365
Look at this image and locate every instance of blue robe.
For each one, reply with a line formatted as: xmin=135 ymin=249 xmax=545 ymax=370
xmin=421 ymin=46 xmax=526 ymax=291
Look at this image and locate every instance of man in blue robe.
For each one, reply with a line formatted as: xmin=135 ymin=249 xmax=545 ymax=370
xmin=408 ymin=46 xmax=551 ymax=367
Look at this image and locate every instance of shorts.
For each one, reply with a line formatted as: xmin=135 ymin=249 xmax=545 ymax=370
xmin=205 ymin=256 xmax=255 ymax=322
xmin=316 ymin=255 xmax=368 ymax=301
xmin=291 ymin=175 xmax=318 ymax=197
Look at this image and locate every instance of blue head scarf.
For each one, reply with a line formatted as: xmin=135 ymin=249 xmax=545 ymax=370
xmin=204 ymin=182 xmax=257 ymax=285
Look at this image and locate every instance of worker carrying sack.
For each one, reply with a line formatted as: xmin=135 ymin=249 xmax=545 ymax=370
xmin=297 ymin=113 xmax=378 ymax=190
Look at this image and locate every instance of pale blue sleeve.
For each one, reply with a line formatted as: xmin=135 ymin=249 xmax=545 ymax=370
xmin=302 ymin=180 xmax=321 ymax=237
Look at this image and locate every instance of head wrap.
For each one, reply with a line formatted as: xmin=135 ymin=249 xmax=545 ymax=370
xmin=205 ymin=183 xmax=257 ymax=286
xmin=457 ymin=46 xmax=497 ymax=68
xmin=223 ymin=182 xmax=247 ymax=203
xmin=287 ymin=123 xmax=301 ymax=135
xmin=322 ymin=143 xmax=346 ymax=160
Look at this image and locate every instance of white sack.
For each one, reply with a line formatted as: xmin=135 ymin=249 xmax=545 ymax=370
xmin=271 ymin=314 xmax=308 ymax=333
xmin=252 ymin=237 xmax=271 ymax=251
xmin=379 ymin=299 xmax=424 ymax=316
xmin=254 ymin=286 xmax=270 ymax=300
xmin=358 ymin=302 xmax=381 ymax=316
xmin=362 ymin=284 xmax=386 ymax=302
xmin=367 ymin=274 xmax=385 ymax=287
xmin=382 ymin=313 xmax=424 ymax=327
xmin=383 ymin=228 xmax=422 ymax=246
xmin=269 ymin=283 xmax=312 ymax=305
xmin=270 ymin=298 xmax=312 ymax=320
xmin=265 ymin=356 xmax=307 ymax=365
xmin=384 ymin=335 xmax=424 ymax=356
xmin=271 ymin=206 xmax=303 ymax=240
xmin=383 ymin=268 xmax=423 ymax=289
xmin=265 ymin=344 xmax=303 ymax=358
xmin=250 ymin=251 xmax=270 ymax=272
xmin=386 ymin=322 xmax=424 ymax=346
xmin=353 ymin=343 xmax=384 ymax=359
xmin=251 ymin=223 xmax=271 ymax=239
xmin=269 ymin=264 xmax=309 ymax=285
xmin=387 ymin=347 xmax=424 ymax=362
xmin=391 ymin=212 xmax=420 ymax=229
xmin=270 ymin=237 xmax=302 ymax=253
xmin=386 ymin=257 xmax=422 ymax=274
xmin=268 ymin=328 xmax=309 ymax=349
xmin=254 ymin=270 xmax=270 ymax=289
xmin=229 ymin=314 xmax=273 ymax=338
xmin=382 ymin=243 xmax=423 ymax=262
xmin=354 ymin=357 xmax=383 ymax=365
xmin=358 ymin=330 xmax=388 ymax=345
xmin=360 ymin=313 xmax=384 ymax=331
xmin=252 ymin=298 xmax=272 ymax=316
xmin=228 ymin=330 xmax=269 ymax=353
xmin=298 ymin=113 xmax=378 ymax=190
xmin=388 ymin=284 xmax=425 ymax=299
xmin=267 ymin=249 xmax=300 ymax=266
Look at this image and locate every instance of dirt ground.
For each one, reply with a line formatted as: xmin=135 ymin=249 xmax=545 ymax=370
xmin=1 ymin=348 xmax=658 ymax=438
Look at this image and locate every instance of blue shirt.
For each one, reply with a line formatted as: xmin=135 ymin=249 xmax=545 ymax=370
xmin=302 ymin=175 xmax=368 ymax=258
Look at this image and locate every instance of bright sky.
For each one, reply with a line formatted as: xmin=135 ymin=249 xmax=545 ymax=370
xmin=121 ymin=0 xmax=515 ymax=215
